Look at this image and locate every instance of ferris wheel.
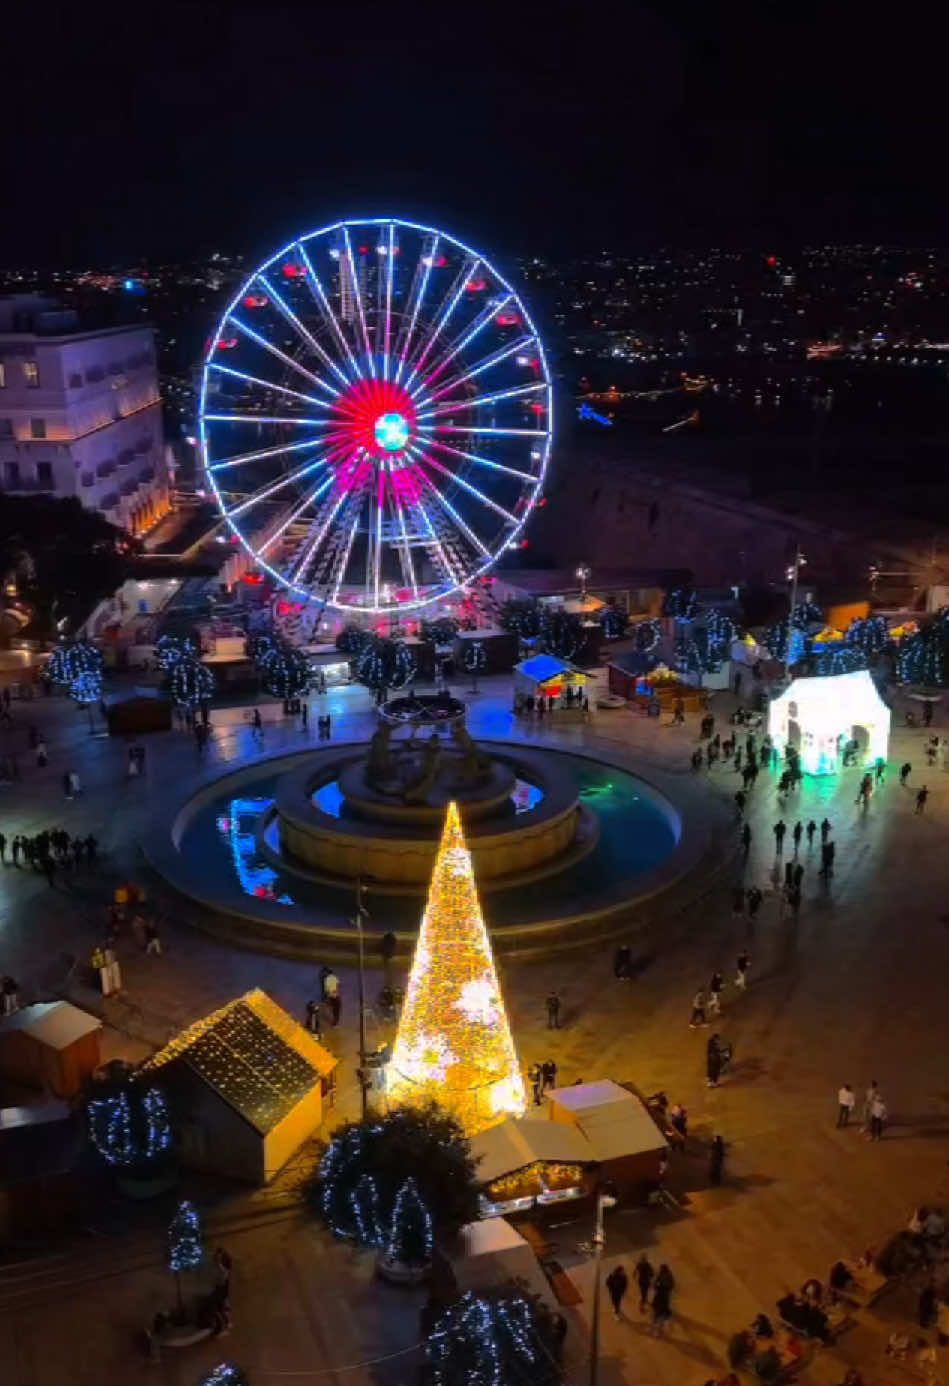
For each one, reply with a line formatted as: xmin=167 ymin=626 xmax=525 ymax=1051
xmin=199 ymin=217 xmax=553 ymax=616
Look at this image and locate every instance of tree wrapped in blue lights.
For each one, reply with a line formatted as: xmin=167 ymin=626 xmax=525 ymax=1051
xmin=88 ymin=1076 xmax=172 ymax=1171
xmin=336 ymin=623 xmax=371 ymax=657
xmin=245 ymin=631 xmax=276 ymax=666
xmin=812 ymin=644 xmax=868 ymax=677
xmin=540 ymin=607 xmax=582 ymax=661
xmin=384 ymin=1176 xmax=434 ymax=1268
xmin=313 ymin=1105 xmax=479 ymax=1251
xmin=897 ymin=620 xmax=949 ymax=688
xmin=499 ymin=598 xmax=542 ymax=642
xmin=632 ymin=618 xmax=662 ymax=654
xmin=168 ymin=1199 xmax=203 ymax=1273
xmin=663 ymin=587 xmax=697 ymax=621
xmin=355 ymin=637 xmax=415 ymax=702
xmin=766 ymin=618 xmax=809 ymax=665
xmin=462 ymin=640 xmax=487 ymax=691
xmin=845 ymin=615 xmax=889 ymax=658
xmin=155 ymin=634 xmax=198 ymax=672
xmin=422 ymin=616 xmax=461 ymax=646
xmin=674 ymin=633 xmax=705 ymax=680
xmin=703 ymin=609 xmax=738 ymax=668
xmin=70 ymin=668 xmax=103 ymax=706
xmin=426 ymin=1286 xmax=563 ymax=1386
xmin=169 ymin=656 xmax=215 ymax=709
xmin=200 ymin=1367 xmax=250 ymax=1386
xmin=45 ymin=638 xmax=103 ymax=688
xmin=600 ymin=604 xmax=628 ymax=641
xmin=257 ymin=641 xmax=309 ymax=699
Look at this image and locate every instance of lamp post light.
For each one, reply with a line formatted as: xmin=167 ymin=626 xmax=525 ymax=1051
xmin=784 ymin=547 xmax=806 ymax=679
xmin=588 ymin=1188 xmax=617 ymax=1386
xmin=576 ymin=564 xmax=591 ymax=605
xmin=353 ymin=879 xmax=369 ymax=1118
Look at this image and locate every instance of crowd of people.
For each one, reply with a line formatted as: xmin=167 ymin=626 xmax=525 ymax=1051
xmin=0 ymin=825 xmax=98 ymax=885
xmin=605 ymin=1255 xmax=677 ymax=1336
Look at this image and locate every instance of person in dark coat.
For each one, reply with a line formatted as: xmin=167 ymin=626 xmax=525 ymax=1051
xmin=706 ymin=1033 xmax=723 ymax=1087
xmin=709 ymin=1134 xmax=726 ymax=1184
xmin=605 ymin=1264 xmax=629 ymax=1320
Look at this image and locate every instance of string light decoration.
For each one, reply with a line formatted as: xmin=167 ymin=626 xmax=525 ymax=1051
xmin=45 ymin=638 xmax=103 ymax=687
xmin=632 ymin=618 xmax=662 ymax=654
xmin=812 ymin=644 xmax=867 ymax=676
xmin=168 ymin=1199 xmax=203 ymax=1274
xmin=463 ymin=640 xmax=487 ymax=689
xmin=169 ymin=656 xmax=215 ymax=708
xmin=600 ymin=605 xmax=628 ymax=641
xmin=663 ymin=587 xmax=697 ymax=621
xmin=155 ymin=634 xmax=198 ymax=672
xmin=355 ymin=636 xmax=416 ymax=699
xmin=70 ymin=668 xmax=103 ymax=705
xmin=540 ymin=607 xmax=582 ymax=660
xmin=387 ymin=803 xmax=526 ymax=1135
xmin=703 ymin=609 xmax=738 ymax=668
xmin=846 ymin=615 xmax=890 ymax=657
xmin=257 ymin=640 xmax=310 ymax=699
xmin=426 ymin=1288 xmax=562 ymax=1386
xmin=674 ymin=633 xmax=704 ymax=679
xmin=316 ymin=1105 xmax=479 ymax=1248
xmin=499 ymin=598 xmax=542 ymax=641
xmin=385 ymin=1176 xmax=434 ymax=1267
xmin=422 ymin=616 xmax=461 ymax=646
xmin=335 ymin=623 xmax=371 ymax=656
xmin=897 ymin=619 xmax=949 ymax=687
xmin=200 ymin=1364 xmax=250 ymax=1386
xmin=88 ymin=1084 xmax=172 ymax=1169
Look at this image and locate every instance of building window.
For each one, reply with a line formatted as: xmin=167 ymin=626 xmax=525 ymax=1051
xmin=23 ymin=361 xmax=40 ymax=388
xmin=30 ymin=418 xmax=47 ymax=439
xmin=0 ymin=420 xmax=12 ymax=438
xmin=3 ymin=461 xmax=20 ymax=486
xmin=36 ymin=461 xmax=53 ymax=488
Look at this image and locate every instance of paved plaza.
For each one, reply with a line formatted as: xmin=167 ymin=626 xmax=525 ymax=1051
xmin=1 ymin=674 xmax=948 ymax=1386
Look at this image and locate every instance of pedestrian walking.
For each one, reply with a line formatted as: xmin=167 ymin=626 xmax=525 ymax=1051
xmin=837 ymin=1083 xmax=855 ymax=1127
xmin=613 ymin=944 xmax=631 ymax=979
xmin=528 ymin=1062 xmax=543 ymax=1106
xmin=861 ymin=1081 xmax=880 ymax=1129
xmin=634 ymin=1253 xmax=654 ymax=1312
xmin=708 ymin=971 xmax=724 ymax=1017
xmin=806 ymin=819 xmax=816 ymax=847
xmin=301 ymin=702 xmax=308 ymax=731
xmin=820 ymin=817 xmax=831 ymax=841
xmin=68 ymin=770 xmax=82 ymax=798
xmin=36 ymin=739 xmax=48 ymax=767
xmin=784 ymin=860 xmax=794 ymax=888
xmin=144 ymin=920 xmax=162 ymax=956
xmin=305 ymin=998 xmax=322 ymax=1036
xmin=734 ymin=790 xmax=746 ymax=818
xmin=0 ymin=831 xmax=5 ymax=864
xmin=541 ymin=1058 xmax=558 ymax=1091
xmin=689 ymin=987 xmax=707 ymax=1028
xmin=605 ymin=1264 xmax=629 ymax=1321
xmin=741 ymin=823 xmax=752 ymax=854
xmin=735 ymin=950 xmax=750 ymax=990
xmin=819 ymin=841 xmax=835 ymax=876
xmin=545 ymin=991 xmax=561 ymax=1029
xmin=869 ymin=1095 xmax=887 ymax=1141
xmin=773 ymin=819 xmax=786 ymax=852
xmin=875 ymin=757 xmax=886 ymax=783
xmin=709 ymin=1134 xmax=726 ymax=1185
xmin=747 ymin=885 xmax=763 ymax=919
xmin=706 ymin=1033 xmax=722 ymax=1087
xmin=329 ymin=992 xmax=341 ymax=1026
xmin=915 ymin=786 xmax=929 ymax=814
xmin=900 ymin=762 xmax=912 ymax=785
xmin=792 ymin=821 xmax=803 ymax=852
xmin=62 ymin=771 xmax=72 ymax=799
xmin=650 ymin=1266 xmax=674 ymax=1336
xmin=252 ymin=707 xmax=263 ymax=737
xmin=793 ymin=862 xmax=804 ymax=888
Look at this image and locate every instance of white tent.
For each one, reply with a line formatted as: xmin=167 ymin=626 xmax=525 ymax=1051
xmin=768 ymin=669 xmax=890 ymax=776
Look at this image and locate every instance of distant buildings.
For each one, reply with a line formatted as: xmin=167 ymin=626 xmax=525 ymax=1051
xmin=0 ymin=295 xmax=170 ymax=536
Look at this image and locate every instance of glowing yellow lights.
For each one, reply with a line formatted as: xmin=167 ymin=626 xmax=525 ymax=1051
xmin=387 ymin=802 xmax=526 ymax=1135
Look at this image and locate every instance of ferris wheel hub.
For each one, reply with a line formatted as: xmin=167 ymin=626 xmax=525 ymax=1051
xmin=374 ymin=411 xmax=410 ymax=453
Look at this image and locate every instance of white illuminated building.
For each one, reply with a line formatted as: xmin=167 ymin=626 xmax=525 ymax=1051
xmin=768 ymin=669 xmax=891 ymax=776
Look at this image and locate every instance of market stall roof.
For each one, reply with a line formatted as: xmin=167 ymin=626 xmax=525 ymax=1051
xmin=471 ymin=1115 xmax=592 ymax=1184
xmin=515 ymin=654 xmax=583 ymax=684
xmin=446 ymin=1218 xmax=556 ymax=1309
xmin=142 ymin=989 xmax=337 ymax=1136
xmin=547 ymin=1080 xmax=667 ymax=1162
xmin=0 ymin=1002 xmax=101 ymax=1050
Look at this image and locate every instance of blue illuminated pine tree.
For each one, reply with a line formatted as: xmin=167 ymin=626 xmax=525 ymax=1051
xmin=168 ymin=1199 xmax=203 ymax=1273
xmin=385 ymin=1176 xmax=433 ymax=1267
xmin=200 ymin=1366 xmax=249 ymax=1386
xmin=426 ymin=1286 xmax=562 ymax=1386
xmin=632 ymin=618 xmax=661 ymax=654
xmin=897 ymin=621 xmax=949 ymax=688
xmin=87 ymin=1079 xmax=172 ymax=1172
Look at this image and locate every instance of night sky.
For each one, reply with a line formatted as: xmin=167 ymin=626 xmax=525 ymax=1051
xmin=3 ymin=3 xmax=943 ymax=266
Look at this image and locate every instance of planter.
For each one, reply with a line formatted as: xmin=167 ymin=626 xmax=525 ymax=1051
xmin=375 ymin=1252 xmax=432 ymax=1285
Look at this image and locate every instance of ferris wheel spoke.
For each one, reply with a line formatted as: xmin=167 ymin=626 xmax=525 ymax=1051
xmin=433 ymin=424 xmax=548 ymax=438
xmin=229 ymin=315 xmax=334 ymax=394
xmin=430 ymin=381 xmax=546 ymax=415
xmin=412 ymin=496 xmax=465 ymax=587
xmin=403 ymin=258 xmax=479 ymax=388
xmin=422 ymin=294 xmax=513 ymax=390
xmin=393 ymin=233 xmax=439 ymax=385
xmin=226 ymin=452 xmax=334 ymax=520
xmin=425 ymin=437 xmax=539 ymax=482
xmin=341 ymin=226 xmax=376 ymax=379
xmin=329 ymin=507 xmax=363 ymax=607
xmin=207 ymin=361 xmax=333 ymax=410
xmin=289 ymin=485 xmax=355 ymax=587
xmin=387 ymin=462 xmax=419 ymax=600
xmin=203 ymin=414 xmax=334 ymax=428
xmin=206 ymin=437 xmax=329 ymax=474
xmin=412 ymin=465 xmax=491 ymax=558
xmin=295 ymin=241 xmax=362 ymax=382
xmin=382 ymin=222 xmax=396 ymax=381
xmin=257 ymin=274 xmax=350 ymax=390
xmin=255 ymin=472 xmax=338 ymax=558
xmin=423 ymin=335 xmax=537 ymax=402
xmin=410 ymin=447 xmax=518 ymax=525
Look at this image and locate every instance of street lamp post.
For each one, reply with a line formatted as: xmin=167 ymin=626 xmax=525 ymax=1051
xmin=784 ymin=547 xmax=806 ymax=679
xmin=588 ymin=1188 xmax=617 ymax=1386
xmin=353 ymin=879 xmax=369 ymax=1118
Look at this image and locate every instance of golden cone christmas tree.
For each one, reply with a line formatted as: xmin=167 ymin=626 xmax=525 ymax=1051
xmin=387 ymin=802 xmax=526 ymax=1135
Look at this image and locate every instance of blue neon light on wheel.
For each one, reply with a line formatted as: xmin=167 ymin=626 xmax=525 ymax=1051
xmin=199 ymin=217 xmax=554 ymax=615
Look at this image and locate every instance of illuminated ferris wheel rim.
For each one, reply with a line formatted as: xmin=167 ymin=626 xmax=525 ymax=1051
xmin=198 ymin=215 xmax=554 ymax=615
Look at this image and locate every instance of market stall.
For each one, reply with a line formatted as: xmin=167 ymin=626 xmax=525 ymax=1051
xmin=513 ymin=654 xmax=588 ymax=716
xmin=768 ymin=669 xmax=891 ymax=776
xmin=470 ymin=1116 xmax=592 ymax=1217
xmin=546 ymin=1080 xmax=668 ymax=1200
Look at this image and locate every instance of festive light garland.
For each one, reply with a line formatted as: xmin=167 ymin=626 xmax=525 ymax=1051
xmin=600 ymin=605 xmax=628 ymax=640
xmin=385 ymin=1176 xmax=433 ymax=1265
xmin=846 ymin=615 xmax=889 ymax=657
xmin=169 ymin=656 xmax=215 ymax=708
xmin=70 ymin=668 xmax=103 ymax=705
xmin=664 ymin=587 xmax=697 ymax=621
xmin=356 ymin=637 xmax=416 ymax=695
xmin=257 ymin=640 xmax=309 ymax=699
xmin=812 ymin=644 xmax=868 ymax=676
xmin=897 ymin=620 xmax=949 ymax=687
xmin=349 ymin=1172 xmax=382 ymax=1248
xmin=46 ymin=639 xmax=103 ymax=687
xmin=632 ymin=618 xmax=661 ymax=654
xmin=168 ymin=1199 xmax=203 ymax=1273
xmin=155 ymin=634 xmax=197 ymax=672
xmin=88 ymin=1084 xmax=172 ymax=1167
xmin=427 ymin=1291 xmax=546 ymax=1386
xmin=462 ymin=640 xmax=488 ymax=674
xmin=200 ymin=1366 xmax=249 ymax=1386
xmin=387 ymin=803 xmax=526 ymax=1134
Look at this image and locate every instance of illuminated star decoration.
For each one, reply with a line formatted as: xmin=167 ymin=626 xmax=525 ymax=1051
xmin=387 ymin=802 xmax=526 ymax=1134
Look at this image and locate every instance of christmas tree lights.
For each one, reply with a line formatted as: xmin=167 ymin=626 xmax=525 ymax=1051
xmin=387 ymin=803 xmax=525 ymax=1135
xmin=46 ymin=639 xmax=103 ymax=687
xmin=168 ymin=1199 xmax=203 ymax=1273
xmin=813 ymin=644 xmax=867 ymax=676
xmin=200 ymin=1366 xmax=249 ymax=1386
xmin=385 ymin=1176 xmax=433 ymax=1266
xmin=632 ymin=618 xmax=661 ymax=654
xmin=897 ymin=616 xmax=949 ymax=688
xmin=70 ymin=668 xmax=103 ymax=705
xmin=356 ymin=636 xmax=415 ymax=699
xmin=155 ymin=634 xmax=198 ymax=672
xmin=426 ymin=1288 xmax=561 ymax=1386
xmin=257 ymin=641 xmax=309 ymax=699
xmin=846 ymin=615 xmax=889 ymax=657
xmin=600 ymin=605 xmax=628 ymax=640
xmin=663 ymin=587 xmax=697 ymax=621
xmin=88 ymin=1083 xmax=172 ymax=1168
xmin=169 ymin=656 xmax=215 ymax=708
